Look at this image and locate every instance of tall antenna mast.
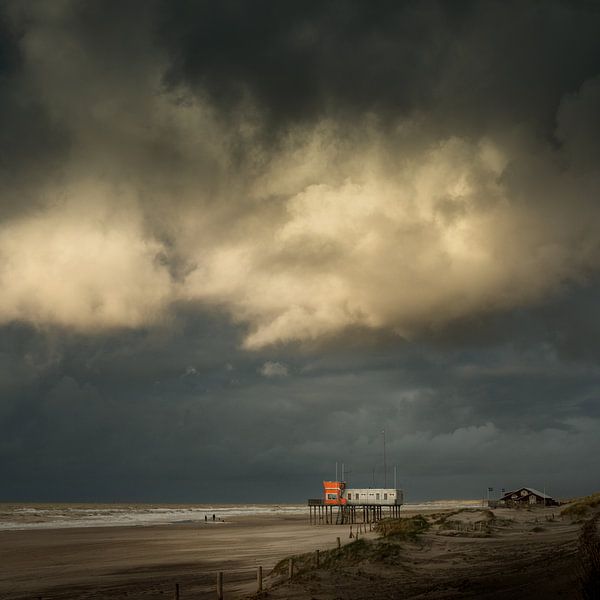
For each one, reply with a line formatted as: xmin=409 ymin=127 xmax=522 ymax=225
xmin=382 ymin=429 xmax=387 ymax=488
xmin=341 ymin=462 xmax=345 ymax=481
xmin=336 ymin=462 xmax=338 ymax=481
xmin=394 ymin=465 xmax=397 ymax=489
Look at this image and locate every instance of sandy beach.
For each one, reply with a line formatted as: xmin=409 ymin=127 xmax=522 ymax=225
xmin=1 ymin=502 xmax=594 ymax=599
xmin=0 ymin=512 xmax=342 ymax=599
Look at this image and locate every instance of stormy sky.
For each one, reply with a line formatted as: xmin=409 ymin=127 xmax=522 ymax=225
xmin=1 ymin=0 xmax=600 ymax=503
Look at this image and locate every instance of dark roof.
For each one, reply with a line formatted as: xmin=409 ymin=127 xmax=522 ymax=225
xmin=501 ymin=487 xmax=553 ymax=500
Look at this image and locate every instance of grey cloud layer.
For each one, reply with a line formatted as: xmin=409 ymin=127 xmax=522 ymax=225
xmin=2 ymin=303 xmax=600 ymax=501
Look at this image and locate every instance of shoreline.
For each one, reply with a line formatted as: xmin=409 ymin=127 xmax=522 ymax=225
xmin=0 ymin=499 xmax=485 ymax=532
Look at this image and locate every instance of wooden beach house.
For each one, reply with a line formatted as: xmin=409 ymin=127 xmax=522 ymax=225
xmin=499 ymin=487 xmax=559 ymax=507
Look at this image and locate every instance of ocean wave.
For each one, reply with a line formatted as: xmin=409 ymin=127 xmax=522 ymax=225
xmin=0 ymin=499 xmax=482 ymax=531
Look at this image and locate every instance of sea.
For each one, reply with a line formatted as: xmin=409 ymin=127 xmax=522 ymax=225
xmin=0 ymin=500 xmax=484 ymax=531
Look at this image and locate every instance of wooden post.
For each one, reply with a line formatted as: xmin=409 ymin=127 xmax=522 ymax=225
xmin=337 ymin=536 xmax=341 ymax=549
xmin=315 ymin=549 xmax=320 ymax=568
xmin=217 ymin=571 xmax=223 ymax=600
xmin=288 ymin=558 xmax=294 ymax=581
xmin=257 ymin=566 xmax=263 ymax=592
xmin=175 ymin=582 xmax=180 ymax=600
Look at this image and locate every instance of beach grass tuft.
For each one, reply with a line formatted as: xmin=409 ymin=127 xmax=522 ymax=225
xmin=375 ymin=515 xmax=430 ymax=540
xmin=562 ymin=493 xmax=600 ymax=521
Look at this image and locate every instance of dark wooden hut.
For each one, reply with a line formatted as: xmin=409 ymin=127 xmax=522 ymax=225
xmin=499 ymin=487 xmax=558 ymax=507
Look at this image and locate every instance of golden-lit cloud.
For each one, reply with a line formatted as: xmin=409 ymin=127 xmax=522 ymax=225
xmin=0 ymin=184 xmax=173 ymax=329
xmin=182 ymin=121 xmax=600 ymax=348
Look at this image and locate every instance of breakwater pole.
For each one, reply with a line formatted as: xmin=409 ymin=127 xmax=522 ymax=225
xmin=216 ymin=571 xmax=223 ymax=600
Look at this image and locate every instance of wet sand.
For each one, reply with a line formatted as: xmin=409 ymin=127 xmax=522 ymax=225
xmin=0 ymin=513 xmax=340 ymax=599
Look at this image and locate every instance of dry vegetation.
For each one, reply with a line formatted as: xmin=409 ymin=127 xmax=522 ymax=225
xmin=562 ymin=493 xmax=600 ymax=520
xmin=259 ymin=504 xmax=596 ymax=599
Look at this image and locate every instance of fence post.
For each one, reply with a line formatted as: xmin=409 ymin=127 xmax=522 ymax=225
xmin=315 ymin=549 xmax=320 ymax=568
xmin=257 ymin=566 xmax=263 ymax=592
xmin=217 ymin=571 xmax=223 ymax=600
xmin=337 ymin=536 xmax=341 ymax=549
xmin=288 ymin=558 xmax=294 ymax=581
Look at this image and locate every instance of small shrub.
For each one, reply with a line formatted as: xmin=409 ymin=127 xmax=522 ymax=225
xmin=375 ymin=515 xmax=430 ymax=540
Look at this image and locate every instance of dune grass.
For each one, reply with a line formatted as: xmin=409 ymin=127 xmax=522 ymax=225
xmin=375 ymin=515 xmax=430 ymax=540
xmin=561 ymin=493 xmax=600 ymax=520
xmin=270 ymin=515 xmax=432 ymax=579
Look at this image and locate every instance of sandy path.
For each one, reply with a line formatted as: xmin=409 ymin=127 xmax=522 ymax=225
xmin=0 ymin=514 xmax=344 ymax=599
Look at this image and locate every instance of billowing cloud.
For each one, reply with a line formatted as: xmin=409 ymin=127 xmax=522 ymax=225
xmin=1 ymin=2 xmax=599 ymax=350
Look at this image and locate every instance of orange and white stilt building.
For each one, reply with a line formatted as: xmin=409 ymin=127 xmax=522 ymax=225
xmin=308 ymin=480 xmax=404 ymax=525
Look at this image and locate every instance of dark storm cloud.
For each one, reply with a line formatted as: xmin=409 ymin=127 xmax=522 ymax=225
xmin=0 ymin=0 xmax=599 ymax=502
xmin=159 ymin=0 xmax=600 ymax=133
xmin=2 ymin=297 xmax=600 ymax=502
xmin=0 ymin=9 xmax=68 ymax=221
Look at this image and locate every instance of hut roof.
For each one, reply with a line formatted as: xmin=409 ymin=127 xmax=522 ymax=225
xmin=501 ymin=487 xmax=553 ymax=500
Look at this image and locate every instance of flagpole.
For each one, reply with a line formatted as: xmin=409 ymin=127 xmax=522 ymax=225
xmin=382 ymin=429 xmax=387 ymax=488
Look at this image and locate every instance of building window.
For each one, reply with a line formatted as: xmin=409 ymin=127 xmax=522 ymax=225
xmin=384 ymin=493 xmax=388 ymax=500
xmin=348 ymin=493 xmax=352 ymax=500
xmin=327 ymin=494 xmax=337 ymax=500
xmin=376 ymin=493 xmax=380 ymax=500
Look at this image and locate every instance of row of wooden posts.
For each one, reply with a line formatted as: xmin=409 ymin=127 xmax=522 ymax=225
xmin=171 ymin=536 xmax=348 ymax=599
xmin=309 ymin=503 xmax=402 ymax=525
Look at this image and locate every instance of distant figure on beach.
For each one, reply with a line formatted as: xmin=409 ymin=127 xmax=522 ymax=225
xmin=205 ymin=515 xmax=207 ymax=522
xmin=212 ymin=514 xmax=215 ymax=521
